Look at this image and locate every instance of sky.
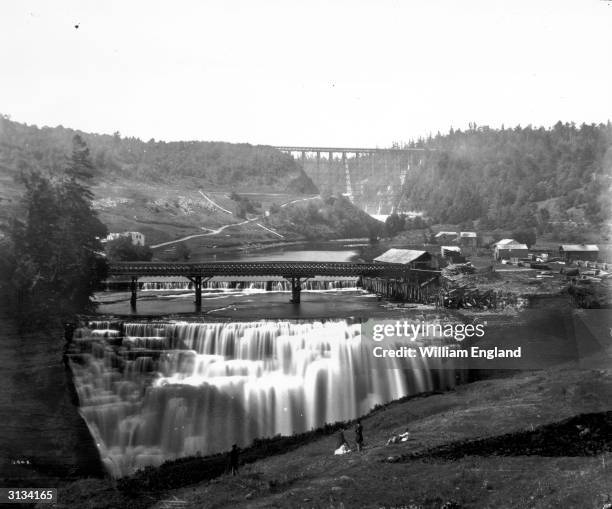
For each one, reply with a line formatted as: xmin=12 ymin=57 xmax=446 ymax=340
xmin=1 ymin=0 xmax=611 ymax=147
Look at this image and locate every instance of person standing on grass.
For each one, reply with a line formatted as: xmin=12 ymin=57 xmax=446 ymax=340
xmin=337 ymin=429 xmax=348 ymax=449
xmin=355 ymin=420 xmax=364 ymax=451
xmin=229 ymin=444 xmax=239 ymax=475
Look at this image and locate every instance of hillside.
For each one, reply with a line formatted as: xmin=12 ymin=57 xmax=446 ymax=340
xmin=265 ymin=194 xmax=382 ymax=241
xmin=55 ymin=364 xmax=612 ymax=508
xmin=399 ymin=122 xmax=612 ymax=233
xmin=0 ymin=116 xmax=315 ymax=192
xmin=0 ymin=116 xmax=385 ymax=246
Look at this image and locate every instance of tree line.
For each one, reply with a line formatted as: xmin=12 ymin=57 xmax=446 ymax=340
xmin=0 ymin=115 xmax=317 ymax=194
xmin=400 ymin=122 xmax=612 ymax=232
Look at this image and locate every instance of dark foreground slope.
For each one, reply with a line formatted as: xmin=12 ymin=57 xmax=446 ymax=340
xmin=0 ymin=308 xmax=103 ymax=485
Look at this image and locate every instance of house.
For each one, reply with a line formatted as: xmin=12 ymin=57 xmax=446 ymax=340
xmin=374 ymin=248 xmax=434 ymax=269
xmin=458 ymin=231 xmax=478 ymax=247
xmin=434 ymin=231 xmax=458 ymax=244
xmin=493 ymin=239 xmax=528 ymax=260
xmin=105 ymin=231 xmax=146 ymax=246
xmin=559 ymin=244 xmax=599 ymax=263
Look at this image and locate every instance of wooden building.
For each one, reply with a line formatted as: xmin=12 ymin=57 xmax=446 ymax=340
xmin=374 ymin=248 xmax=434 ymax=269
xmin=493 ymin=239 xmax=528 ymax=261
xmin=458 ymin=231 xmax=478 ymax=247
xmin=559 ymin=244 xmax=599 ymax=263
xmin=434 ymin=231 xmax=458 ymax=244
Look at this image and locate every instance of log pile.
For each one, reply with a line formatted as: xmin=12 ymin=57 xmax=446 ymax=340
xmin=442 ymin=263 xmax=476 ymax=278
xmin=437 ymin=283 xmax=524 ymax=310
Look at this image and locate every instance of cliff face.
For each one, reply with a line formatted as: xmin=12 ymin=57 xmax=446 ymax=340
xmin=0 ymin=311 xmax=103 ymax=484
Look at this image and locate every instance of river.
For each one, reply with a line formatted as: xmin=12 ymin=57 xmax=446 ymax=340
xmin=69 ymin=241 xmax=580 ymax=478
xmin=67 ymin=241 xmax=469 ymax=476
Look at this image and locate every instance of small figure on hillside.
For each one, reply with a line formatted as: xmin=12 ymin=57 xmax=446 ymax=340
xmin=386 ymin=428 xmax=411 ymax=445
xmin=337 ymin=429 xmax=349 ymax=449
xmin=334 ymin=429 xmax=351 ymax=455
xmin=229 ymin=443 xmax=239 ymax=475
xmin=355 ymin=420 xmax=364 ymax=452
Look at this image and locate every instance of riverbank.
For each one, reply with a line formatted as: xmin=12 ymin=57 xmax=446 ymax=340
xmin=0 ymin=313 xmax=104 ymax=486
xmin=51 ymin=296 xmax=610 ymax=507
xmin=53 ymin=361 xmax=612 ymax=508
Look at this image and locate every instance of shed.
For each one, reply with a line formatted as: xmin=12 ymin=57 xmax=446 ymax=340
xmin=559 ymin=244 xmax=599 ymax=263
xmin=459 ymin=231 xmax=478 ymax=247
xmin=493 ymin=239 xmax=528 ymax=260
xmin=374 ymin=248 xmax=433 ymax=269
xmin=434 ymin=231 xmax=458 ymax=244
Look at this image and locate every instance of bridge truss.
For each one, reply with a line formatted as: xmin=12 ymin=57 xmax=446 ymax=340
xmin=108 ymin=261 xmax=440 ymax=308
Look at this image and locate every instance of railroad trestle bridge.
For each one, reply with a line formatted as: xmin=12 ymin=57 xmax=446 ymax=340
xmin=273 ymin=145 xmax=431 ymax=205
xmin=108 ymin=261 xmax=441 ymax=308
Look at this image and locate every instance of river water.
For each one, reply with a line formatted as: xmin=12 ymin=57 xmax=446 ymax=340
xmin=71 ymin=242 xmax=573 ymax=477
xmin=70 ymin=317 xmax=461 ymax=477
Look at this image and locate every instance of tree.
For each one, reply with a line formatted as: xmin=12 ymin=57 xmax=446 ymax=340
xmin=384 ymin=213 xmax=405 ymax=237
xmin=67 ymin=134 xmax=96 ymax=180
xmin=105 ymin=236 xmax=153 ymax=262
xmin=512 ymin=229 xmax=537 ymax=248
xmin=7 ymin=170 xmax=107 ymax=326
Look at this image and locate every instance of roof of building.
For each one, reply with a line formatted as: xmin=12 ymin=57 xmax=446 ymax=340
xmin=435 ymin=231 xmax=457 ymax=237
xmin=459 ymin=231 xmax=477 ymax=237
xmin=494 ymin=238 xmax=528 ymax=250
xmin=441 ymin=246 xmax=461 ymax=252
xmin=560 ymin=244 xmax=599 ymax=252
xmin=374 ymin=248 xmax=430 ymax=264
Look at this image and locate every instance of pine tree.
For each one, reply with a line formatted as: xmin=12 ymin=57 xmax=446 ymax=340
xmin=6 ymin=137 xmax=108 ymax=327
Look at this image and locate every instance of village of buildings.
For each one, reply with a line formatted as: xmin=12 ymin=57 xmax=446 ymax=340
xmin=103 ymin=226 xmax=610 ymax=310
xmin=367 ymin=228 xmax=609 ymax=310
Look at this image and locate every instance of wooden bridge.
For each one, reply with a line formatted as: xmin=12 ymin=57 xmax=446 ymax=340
xmin=108 ymin=261 xmax=440 ymax=307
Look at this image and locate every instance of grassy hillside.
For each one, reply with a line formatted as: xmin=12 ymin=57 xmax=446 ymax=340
xmin=0 ymin=116 xmax=316 ymax=234
xmin=265 ymin=195 xmax=383 ymax=241
xmin=0 ymin=116 xmax=384 ymax=247
xmin=54 ymin=364 xmax=612 ymax=508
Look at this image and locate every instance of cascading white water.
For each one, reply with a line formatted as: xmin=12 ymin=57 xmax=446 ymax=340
xmin=139 ymin=280 xmax=358 ymax=292
xmin=69 ymin=319 xmax=459 ymax=477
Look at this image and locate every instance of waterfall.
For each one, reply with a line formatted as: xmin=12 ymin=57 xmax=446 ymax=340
xmin=138 ymin=280 xmax=359 ymax=293
xmin=69 ymin=319 xmax=459 ymax=477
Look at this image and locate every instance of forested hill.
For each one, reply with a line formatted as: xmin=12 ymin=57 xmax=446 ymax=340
xmin=0 ymin=116 xmax=316 ymax=194
xmin=401 ymin=122 xmax=612 ymax=230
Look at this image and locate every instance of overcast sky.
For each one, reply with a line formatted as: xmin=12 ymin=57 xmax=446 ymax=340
xmin=1 ymin=0 xmax=611 ymax=146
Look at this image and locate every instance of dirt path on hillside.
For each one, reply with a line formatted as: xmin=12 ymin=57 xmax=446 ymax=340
xmin=150 ymin=195 xmax=319 ymax=249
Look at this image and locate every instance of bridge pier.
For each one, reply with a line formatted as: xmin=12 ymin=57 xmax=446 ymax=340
xmin=194 ymin=276 xmax=202 ymax=308
xmin=130 ymin=277 xmax=138 ymax=310
xmin=290 ymin=277 xmax=301 ymax=304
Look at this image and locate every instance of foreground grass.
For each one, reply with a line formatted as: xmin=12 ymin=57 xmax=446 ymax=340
xmin=54 ymin=364 xmax=612 ymax=509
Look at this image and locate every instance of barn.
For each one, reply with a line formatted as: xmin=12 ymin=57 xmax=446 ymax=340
xmin=493 ymin=239 xmax=528 ymax=261
xmin=559 ymin=244 xmax=599 ymax=263
xmin=374 ymin=249 xmax=435 ymax=269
